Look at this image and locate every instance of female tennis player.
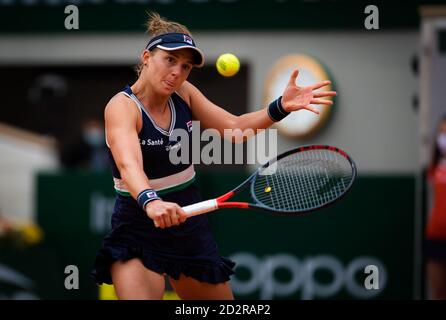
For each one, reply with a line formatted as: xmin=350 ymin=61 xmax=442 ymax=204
xmin=91 ymin=12 xmax=336 ymax=300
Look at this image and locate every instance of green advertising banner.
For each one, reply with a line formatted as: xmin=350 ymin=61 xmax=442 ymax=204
xmin=0 ymin=0 xmax=433 ymax=33
xmin=0 ymin=170 xmax=417 ymax=299
xmin=206 ymin=172 xmax=416 ymax=299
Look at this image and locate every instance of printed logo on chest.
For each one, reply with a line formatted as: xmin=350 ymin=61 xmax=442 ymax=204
xmin=140 ymin=138 xmax=164 ymax=146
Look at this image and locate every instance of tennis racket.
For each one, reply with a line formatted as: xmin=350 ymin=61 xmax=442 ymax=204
xmin=155 ymin=145 xmax=356 ymax=226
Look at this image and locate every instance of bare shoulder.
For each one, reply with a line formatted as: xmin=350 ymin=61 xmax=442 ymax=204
xmin=105 ymin=93 xmax=138 ymax=121
xmin=105 ymin=93 xmax=133 ymax=112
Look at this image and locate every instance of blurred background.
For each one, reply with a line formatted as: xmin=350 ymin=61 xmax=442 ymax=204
xmin=0 ymin=0 xmax=445 ymax=300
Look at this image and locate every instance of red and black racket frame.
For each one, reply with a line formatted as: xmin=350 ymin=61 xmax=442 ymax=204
xmin=213 ymin=145 xmax=357 ymax=216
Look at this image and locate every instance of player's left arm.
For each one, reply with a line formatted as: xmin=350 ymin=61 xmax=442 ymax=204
xmin=179 ymin=80 xmax=272 ymax=143
xmin=178 ymin=70 xmax=336 ymax=143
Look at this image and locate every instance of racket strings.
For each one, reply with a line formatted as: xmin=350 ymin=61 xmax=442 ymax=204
xmin=253 ymin=149 xmax=354 ymax=212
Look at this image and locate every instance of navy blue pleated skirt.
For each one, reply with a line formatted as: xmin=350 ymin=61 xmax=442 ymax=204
xmin=90 ymin=184 xmax=235 ymax=284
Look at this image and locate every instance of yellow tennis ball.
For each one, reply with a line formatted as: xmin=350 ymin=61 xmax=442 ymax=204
xmin=216 ymin=53 xmax=240 ymax=77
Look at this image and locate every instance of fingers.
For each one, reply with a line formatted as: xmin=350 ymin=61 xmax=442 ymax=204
xmin=287 ymin=69 xmax=299 ymax=87
xmin=170 ymin=208 xmax=180 ymax=226
xmin=310 ymin=80 xmax=331 ymax=90
xmin=154 ymin=216 xmax=165 ymax=229
xmin=313 ymin=91 xmax=337 ymax=98
xmin=304 ymin=106 xmax=320 ymax=114
xmin=157 ymin=208 xmax=175 ymax=228
xmin=177 ymin=207 xmax=188 ymax=223
xmin=163 ymin=214 xmax=173 ymax=228
xmin=310 ymin=98 xmax=333 ymax=106
xmin=152 ymin=203 xmax=188 ymax=229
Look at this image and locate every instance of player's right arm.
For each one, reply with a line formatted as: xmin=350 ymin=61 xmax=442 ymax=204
xmin=104 ymin=95 xmax=187 ymax=228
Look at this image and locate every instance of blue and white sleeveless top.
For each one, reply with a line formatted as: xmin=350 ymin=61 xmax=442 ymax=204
xmin=108 ymin=85 xmax=195 ymax=196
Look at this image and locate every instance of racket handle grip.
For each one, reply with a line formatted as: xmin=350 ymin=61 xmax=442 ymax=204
xmin=182 ymin=199 xmax=218 ymax=217
xmin=153 ymin=199 xmax=218 ymax=228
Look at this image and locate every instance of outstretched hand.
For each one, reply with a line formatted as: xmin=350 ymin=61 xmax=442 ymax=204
xmin=281 ymin=69 xmax=337 ymax=114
